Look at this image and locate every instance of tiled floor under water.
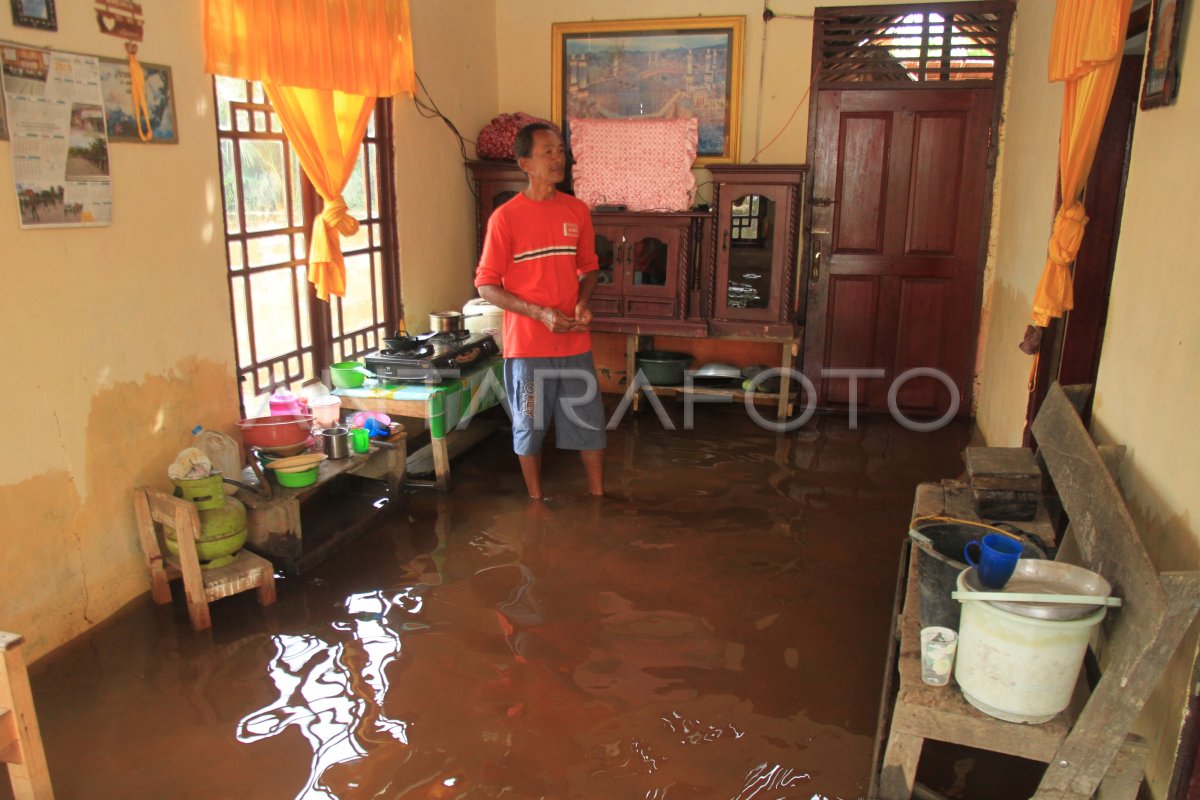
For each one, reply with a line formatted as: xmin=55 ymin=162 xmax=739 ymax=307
xmin=15 ymin=404 xmax=984 ymax=800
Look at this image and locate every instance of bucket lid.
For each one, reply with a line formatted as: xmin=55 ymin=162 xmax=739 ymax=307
xmin=960 ymin=561 xmax=1112 ymax=620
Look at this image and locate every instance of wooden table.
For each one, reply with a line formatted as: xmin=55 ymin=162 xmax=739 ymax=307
xmin=871 ymin=383 xmax=1200 ymax=800
xmin=334 ymin=356 xmax=504 ymax=490
xmin=236 ymin=435 xmax=406 ymax=574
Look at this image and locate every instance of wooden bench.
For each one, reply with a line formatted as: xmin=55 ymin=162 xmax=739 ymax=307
xmin=873 ymin=383 xmax=1200 ymax=799
xmin=0 ymin=632 xmax=54 ymax=799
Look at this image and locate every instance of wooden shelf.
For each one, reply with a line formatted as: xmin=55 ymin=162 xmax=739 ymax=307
xmin=643 ymin=383 xmax=792 ymax=413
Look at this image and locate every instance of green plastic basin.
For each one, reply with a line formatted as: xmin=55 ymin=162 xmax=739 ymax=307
xmin=330 ymin=362 xmax=366 ymax=389
xmin=275 ymin=466 xmax=319 ymax=488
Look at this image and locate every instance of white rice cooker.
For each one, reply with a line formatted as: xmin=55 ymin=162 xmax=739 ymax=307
xmin=463 ymin=297 xmax=503 ymax=352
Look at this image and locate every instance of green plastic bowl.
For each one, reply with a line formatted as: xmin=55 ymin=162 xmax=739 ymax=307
xmin=634 ymin=351 xmax=694 ymax=386
xmin=330 ymin=362 xmax=366 ymax=389
xmin=275 ymin=465 xmax=319 ymax=488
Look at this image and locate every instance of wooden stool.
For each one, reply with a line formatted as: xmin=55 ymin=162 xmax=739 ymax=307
xmin=0 ymin=631 xmax=54 ymax=799
xmin=133 ymin=487 xmax=277 ymax=631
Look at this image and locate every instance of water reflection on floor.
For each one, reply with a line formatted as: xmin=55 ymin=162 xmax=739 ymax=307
xmin=22 ymin=406 xmax=972 ymax=800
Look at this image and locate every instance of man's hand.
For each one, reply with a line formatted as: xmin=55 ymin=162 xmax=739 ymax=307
xmin=570 ymin=301 xmax=593 ymax=332
xmin=539 ymin=306 xmax=575 ymax=333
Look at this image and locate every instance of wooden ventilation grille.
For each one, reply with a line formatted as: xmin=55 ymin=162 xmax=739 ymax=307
xmin=815 ymin=3 xmax=1012 ymax=86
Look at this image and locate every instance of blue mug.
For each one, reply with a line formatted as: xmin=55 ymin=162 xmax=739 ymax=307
xmin=964 ymin=533 xmax=1023 ymax=589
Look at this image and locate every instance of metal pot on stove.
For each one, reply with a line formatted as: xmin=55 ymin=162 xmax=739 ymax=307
xmin=429 ymin=310 xmax=479 ymax=333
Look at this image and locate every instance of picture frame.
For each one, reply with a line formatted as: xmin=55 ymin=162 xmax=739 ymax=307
xmin=98 ymin=56 xmax=177 ymax=143
xmin=551 ymin=16 xmax=744 ymax=165
xmin=9 ymin=0 xmax=56 ymax=31
xmin=1141 ymin=0 xmax=1187 ymax=109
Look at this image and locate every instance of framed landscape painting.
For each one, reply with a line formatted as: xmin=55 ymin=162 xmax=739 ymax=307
xmin=552 ymin=16 xmax=744 ymax=165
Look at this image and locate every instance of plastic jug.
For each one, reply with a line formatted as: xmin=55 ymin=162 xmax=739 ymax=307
xmin=269 ymin=388 xmax=307 ymax=417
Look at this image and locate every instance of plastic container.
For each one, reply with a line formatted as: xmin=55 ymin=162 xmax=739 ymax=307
xmin=330 ymin=362 xmax=366 ymax=389
xmin=269 ymin=388 xmax=307 ymax=416
xmin=192 ymin=428 xmax=241 ymax=496
xmin=308 ymin=395 xmax=341 ymax=427
xmin=953 ymin=568 xmax=1106 ymax=723
xmin=237 ymin=414 xmax=314 ymax=449
xmin=912 ymin=522 xmax=1045 ymax=632
xmin=275 ymin=465 xmax=319 ymax=488
xmin=464 ymin=297 xmax=504 ymax=351
xmin=634 ymin=351 xmax=694 ymax=386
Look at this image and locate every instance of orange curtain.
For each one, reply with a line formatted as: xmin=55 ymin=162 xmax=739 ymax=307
xmin=1031 ymin=0 xmax=1132 ymax=326
xmin=203 ymin=0 xmax=415 ymax=300
xmin=266 ymin=86 xmax=375 ymax=301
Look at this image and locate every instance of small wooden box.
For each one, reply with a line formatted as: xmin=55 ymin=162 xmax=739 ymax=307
xmin=966 ymin=447 xmax=1042 ymax=520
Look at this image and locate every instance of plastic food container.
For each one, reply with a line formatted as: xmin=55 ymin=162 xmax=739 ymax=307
xmin=308 ymin=395 xmax=342 ymax=427
xmin=274 ymin=465 xmax=319 ymax=488
xmin=330 ymin=362 xmax=366 ymax=389
xmin=237 ymin=414 xmax=314 ymax=449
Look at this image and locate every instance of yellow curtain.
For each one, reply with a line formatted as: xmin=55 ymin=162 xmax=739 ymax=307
xmin=203 ymin=0 xmax=415 ymax=300
xmin=266 ymin=86 xmax=375 ymax=301
xmin=1031 ymin=0 xmax=1132 ymax=326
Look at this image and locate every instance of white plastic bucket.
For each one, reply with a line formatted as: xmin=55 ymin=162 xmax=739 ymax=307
xmin=953 ymin=569 xmax=1106 ymax=723
xmin=464 ymin=297 xmax=504 ymax=352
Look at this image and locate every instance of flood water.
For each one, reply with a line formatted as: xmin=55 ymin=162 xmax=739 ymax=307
xmin=18 ymin=404 xmax=974 ymax=800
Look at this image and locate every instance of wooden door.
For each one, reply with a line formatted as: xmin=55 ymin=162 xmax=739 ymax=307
xmin=803 ymin=87 xmax=994 ymax=416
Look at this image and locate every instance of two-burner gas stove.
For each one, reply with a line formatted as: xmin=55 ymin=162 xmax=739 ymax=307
xmin=364 ymin=331 xmax=499 ymax=384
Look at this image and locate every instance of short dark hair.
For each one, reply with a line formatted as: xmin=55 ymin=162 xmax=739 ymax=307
xmin=514 ymin=122 xmax=557 ymax=160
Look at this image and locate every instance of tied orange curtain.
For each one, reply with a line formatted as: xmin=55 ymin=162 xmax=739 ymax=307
xmin=203 ymin=0 xmax=415 ymax=301
xmin=1031 ymin=0 xmax=1132 ymax=327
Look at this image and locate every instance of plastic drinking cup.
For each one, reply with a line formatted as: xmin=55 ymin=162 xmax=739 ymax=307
xmin=920 ymin=626 xmax=958 ymax=685
xmin=964 ymin=533 xmax=1023 ymax=589
xmin=350 ymin=427 xmax=370 ymax=454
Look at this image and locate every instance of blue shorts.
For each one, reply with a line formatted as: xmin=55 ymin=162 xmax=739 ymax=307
xmin=504 ymin=352 xmax=608 ymax=456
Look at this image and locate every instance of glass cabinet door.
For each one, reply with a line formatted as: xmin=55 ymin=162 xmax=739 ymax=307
xmin=724 ymin=193 xmax=775 ymax=310
xmin=629 ymin=235 xmax=669 ymax=287
xmin=593 ymin=228 xmax=621 ymax=293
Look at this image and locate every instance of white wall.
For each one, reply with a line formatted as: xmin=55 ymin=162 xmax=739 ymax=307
xmin=0 ymin=2 xmax=239 ymax=657
xmin=396 ymin=0 xmax=500 ymax=327
xmin=976 ymin=2 xmax=1200 ymax=794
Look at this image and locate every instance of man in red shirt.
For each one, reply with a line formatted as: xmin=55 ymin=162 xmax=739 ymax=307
xmin=475 ymin=123 xmax=606 ymax=500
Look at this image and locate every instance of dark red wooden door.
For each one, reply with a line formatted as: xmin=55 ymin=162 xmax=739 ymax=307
xmin=803 ymin=87 xmax=994 ymax=416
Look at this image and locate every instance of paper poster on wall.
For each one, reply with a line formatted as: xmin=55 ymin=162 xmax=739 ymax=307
xmin=1 ymin=45 xmax=112 ymax=228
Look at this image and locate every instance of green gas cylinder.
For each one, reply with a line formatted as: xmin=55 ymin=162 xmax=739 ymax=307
xmin=165 ymin=482 xmax=248 ymax=569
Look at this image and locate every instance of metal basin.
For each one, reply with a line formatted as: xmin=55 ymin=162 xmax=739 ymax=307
xmin=962 ymin=559 xmax=1112 ymax=620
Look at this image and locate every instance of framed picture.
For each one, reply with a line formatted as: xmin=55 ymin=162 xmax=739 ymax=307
xmin=98 ymin=57 xmax=177 ymax=143
xmin=1141 ymin=0 xmax=1187 ymax=109
xmin=9 ymin=0 xmax=56 ymax=31
xmin=552 ymin=16 xmax=745 ymax=165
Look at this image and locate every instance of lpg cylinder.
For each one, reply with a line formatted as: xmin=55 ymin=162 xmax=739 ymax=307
xmin=165 ymin=490 xmax=248 ymax=569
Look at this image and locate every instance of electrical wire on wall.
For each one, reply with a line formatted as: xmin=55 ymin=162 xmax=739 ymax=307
xmin=411 ymin=72 xmax=479 ymax=199
xmin=750 ymin=3 xmax=816 ymax=163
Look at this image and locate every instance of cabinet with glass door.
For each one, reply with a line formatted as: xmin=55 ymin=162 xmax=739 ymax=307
xmin=705 ymin=164 xmax=807 ymax=338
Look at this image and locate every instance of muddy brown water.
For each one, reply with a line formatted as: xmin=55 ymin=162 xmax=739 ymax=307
xmin=15 ymin=405 xmax=977 ymax=800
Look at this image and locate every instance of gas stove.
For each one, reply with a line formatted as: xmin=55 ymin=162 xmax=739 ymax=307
xmin=364 ymin=331 xmax=499 ymax=384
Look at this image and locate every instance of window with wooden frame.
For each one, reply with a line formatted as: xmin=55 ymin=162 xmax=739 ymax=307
xmin=213 ymin=77 xmax=400 ymax=416
xmin=814 ymin=3 xmax=1011 ymax=85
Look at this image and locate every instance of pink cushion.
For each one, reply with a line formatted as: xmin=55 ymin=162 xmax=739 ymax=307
xmin=571 ymin=118 xmax=698 ymax=212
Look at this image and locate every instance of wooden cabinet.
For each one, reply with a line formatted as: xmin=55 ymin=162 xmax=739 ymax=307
xmin=705 ymin=164 xmax=807 ymax=338
xmin=589 ymin=212 xmax=707 ymax=335
xmin=466 ymin=160 xmax=527 ymax=259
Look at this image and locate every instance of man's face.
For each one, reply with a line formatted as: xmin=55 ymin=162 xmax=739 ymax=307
xmin=519 ymin=129 xmax=566 ymax=185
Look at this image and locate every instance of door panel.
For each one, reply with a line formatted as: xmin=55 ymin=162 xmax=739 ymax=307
xmin=894 ymin=278 xmax=950 ymax=412
xmin=835 ymin=114 xmax=891 ymax=254
xmin=907 ymin=113 xmax=968 ymax=255
xmin=805 ymin=87 xmax=993 ymax=416
xmin=824 ymin=275 xmax=880 ymax=406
